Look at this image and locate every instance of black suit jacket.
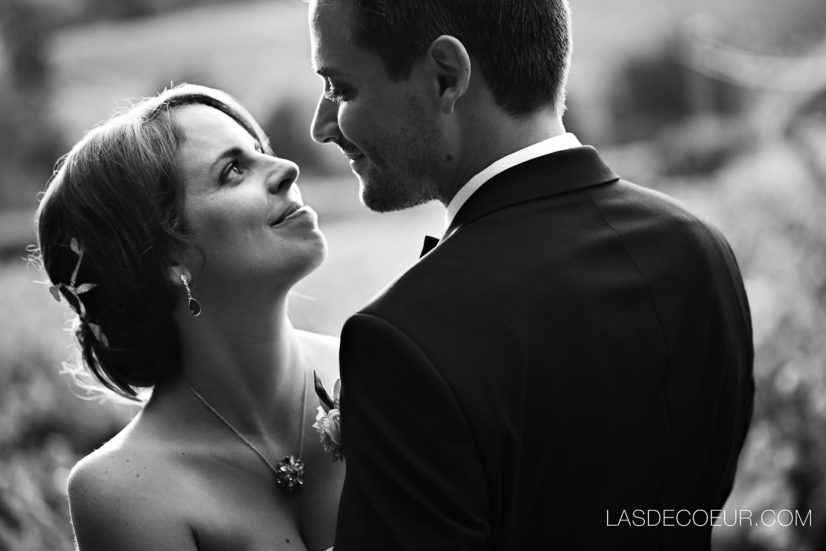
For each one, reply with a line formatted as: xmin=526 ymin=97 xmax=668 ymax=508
xmin=334 ymin=147 xmax=754 ymax=550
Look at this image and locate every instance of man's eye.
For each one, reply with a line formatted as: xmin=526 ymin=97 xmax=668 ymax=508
xmin=325 ymin=88 xmax=342 ymax=102
xmin=324 ymin=81 xmax=350 ymax=102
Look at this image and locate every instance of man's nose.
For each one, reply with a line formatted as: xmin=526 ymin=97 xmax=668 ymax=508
xmin=311 ymin=95 xmax=339 ymax=144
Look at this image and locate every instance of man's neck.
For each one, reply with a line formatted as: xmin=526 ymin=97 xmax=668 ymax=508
xmin=438 ymin=107 xmax=565 ymax=206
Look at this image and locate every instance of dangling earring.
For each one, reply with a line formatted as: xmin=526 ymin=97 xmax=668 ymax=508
xmin=180 ymin=274 xmax=202 ymax=317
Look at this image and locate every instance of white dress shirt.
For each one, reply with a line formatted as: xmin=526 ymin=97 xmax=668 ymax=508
xmin=445 ymin=133 xmax=582 ymax=228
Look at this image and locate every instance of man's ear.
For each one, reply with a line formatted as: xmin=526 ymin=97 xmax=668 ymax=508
xmin=426 ymin=35 xmax=471 ymax=115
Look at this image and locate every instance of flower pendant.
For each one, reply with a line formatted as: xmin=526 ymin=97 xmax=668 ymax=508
xmin=275 ymin=456 xmax=305 ymax=491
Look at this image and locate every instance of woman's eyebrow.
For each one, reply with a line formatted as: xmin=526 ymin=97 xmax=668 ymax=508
xmin=208 ymin=146 xmax=243 ymax=174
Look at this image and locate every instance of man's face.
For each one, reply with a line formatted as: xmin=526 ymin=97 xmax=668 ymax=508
xmin=309 ymin=0 xmax=444 ymax=212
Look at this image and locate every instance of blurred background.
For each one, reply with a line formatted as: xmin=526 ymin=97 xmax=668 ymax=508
xmin=0 ymin=0 xmax=824 ymax=549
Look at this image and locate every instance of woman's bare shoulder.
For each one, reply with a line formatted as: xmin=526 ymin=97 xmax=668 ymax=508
xmin=67 ymin=417 xmax=197 ymax=550
xmin=69 ymin=424 xmax=164 ymax=493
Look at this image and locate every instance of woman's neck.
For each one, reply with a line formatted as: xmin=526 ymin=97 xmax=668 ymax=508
xmin=171 ymin=292 xmax=306 ymax=435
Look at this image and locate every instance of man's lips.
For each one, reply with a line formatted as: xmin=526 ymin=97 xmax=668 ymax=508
xmin=337 ymin=143 xmax=363 ymax=161
xmin=345 ymin=151 xmax=366 ymax=171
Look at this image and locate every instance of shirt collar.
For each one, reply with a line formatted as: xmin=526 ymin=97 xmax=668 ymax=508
xmin=445 ymin=133 xmax=582 ymax=227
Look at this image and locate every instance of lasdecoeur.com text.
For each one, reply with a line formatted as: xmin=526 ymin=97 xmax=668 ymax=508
xmin=606 ymin=509 xmax=812 ymax=528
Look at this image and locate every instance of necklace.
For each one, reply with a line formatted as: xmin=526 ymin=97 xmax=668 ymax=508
xmin=184 ymin=370 xmax=308 ymax=492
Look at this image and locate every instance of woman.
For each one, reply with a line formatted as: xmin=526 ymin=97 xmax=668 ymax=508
xmin=36 ymin=84 xmax=343 ymax=550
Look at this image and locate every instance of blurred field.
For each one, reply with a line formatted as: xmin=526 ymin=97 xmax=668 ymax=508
xmin=2 ymin=0 xmax=826 ymax=549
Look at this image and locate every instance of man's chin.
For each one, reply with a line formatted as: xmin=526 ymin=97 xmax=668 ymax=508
xmin=359 ymin=180 xmax=433 ymax=213
xmin=359 ymin=187 xmax=405 ymax=213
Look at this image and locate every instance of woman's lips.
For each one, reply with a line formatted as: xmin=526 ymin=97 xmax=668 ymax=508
xmin=269 ymin=203 xmax=302 ymax=226
xmin=270 ymin=205 xmax=315 ymax=227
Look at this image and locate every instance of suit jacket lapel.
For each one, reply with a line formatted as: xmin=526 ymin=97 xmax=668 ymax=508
xmin=444 ymin=146 xmax=619 ymax=239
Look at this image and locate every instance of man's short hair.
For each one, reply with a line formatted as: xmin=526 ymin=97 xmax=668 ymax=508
xmin=347 ymin=0 xmax=572 ymax=116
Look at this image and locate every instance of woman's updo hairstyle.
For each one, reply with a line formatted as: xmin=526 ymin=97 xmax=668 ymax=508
xmin=35 ymin=83 xmax=272 ymax=401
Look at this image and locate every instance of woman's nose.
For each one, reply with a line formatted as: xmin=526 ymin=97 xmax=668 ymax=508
xmin=311 ymin=94 xmax=340 ymax=144
xmin=265 ymin=157 xmax=299 ymax=195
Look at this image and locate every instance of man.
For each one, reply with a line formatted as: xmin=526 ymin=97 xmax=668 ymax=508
xmin=309 ymin=0 xmax=754 ymax=549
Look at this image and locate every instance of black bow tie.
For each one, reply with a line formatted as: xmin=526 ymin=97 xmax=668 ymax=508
xmin=420 ymin=235 xmax=439 ymax=258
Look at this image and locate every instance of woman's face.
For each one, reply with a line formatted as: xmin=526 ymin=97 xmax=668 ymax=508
xmin=173 ymin=104 xmax=326 ymax=294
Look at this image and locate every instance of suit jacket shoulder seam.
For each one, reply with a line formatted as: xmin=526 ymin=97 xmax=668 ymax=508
xmin=349 ymin=310 xmax=485 ymax=456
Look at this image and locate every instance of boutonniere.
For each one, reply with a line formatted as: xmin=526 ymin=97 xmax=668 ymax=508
xmin=312 ymin=372 xmax=343 ymax=461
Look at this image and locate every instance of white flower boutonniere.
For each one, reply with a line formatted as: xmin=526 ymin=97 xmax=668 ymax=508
xmin=313 ymin=372 xmax=343 ymax=461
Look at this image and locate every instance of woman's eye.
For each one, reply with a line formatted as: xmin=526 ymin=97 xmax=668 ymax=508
xmin=220 ymin=160 xmax=243 ymax=185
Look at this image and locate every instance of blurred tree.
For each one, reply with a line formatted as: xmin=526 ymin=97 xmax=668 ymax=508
xmin=0 ymin=0 xmax=64 ymax=210
xmin=72 ymin=0 xmax=262 ymax=24
xmin=719 ymin=0 xmax=826 ymax=56
xmin=1 ymin=0 xmax=48 ymax=89
xmin=607 ymin=33 xmax=748 ymax=144
xmin=81 ymin=0 xmax=155 ymax=20
xmin=787 ymin=88 xmax=826 ymax=183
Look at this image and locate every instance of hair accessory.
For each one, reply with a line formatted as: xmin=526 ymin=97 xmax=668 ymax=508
xmin=180 ymin=274 xmax=202 ymax=316
xmin=184 ymin=370 xmax=308 ymax=492
xmin=49 ymin=238 xmax=109 ymax=346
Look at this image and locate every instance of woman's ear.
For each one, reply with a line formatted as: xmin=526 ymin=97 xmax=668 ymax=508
xmin=166 ymin=242 xmax=196 ymax=287
xmin=426 ymin=35 xmax=471 ymax=115
xmin=166 ymin=263 xmax=189 ymax=288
